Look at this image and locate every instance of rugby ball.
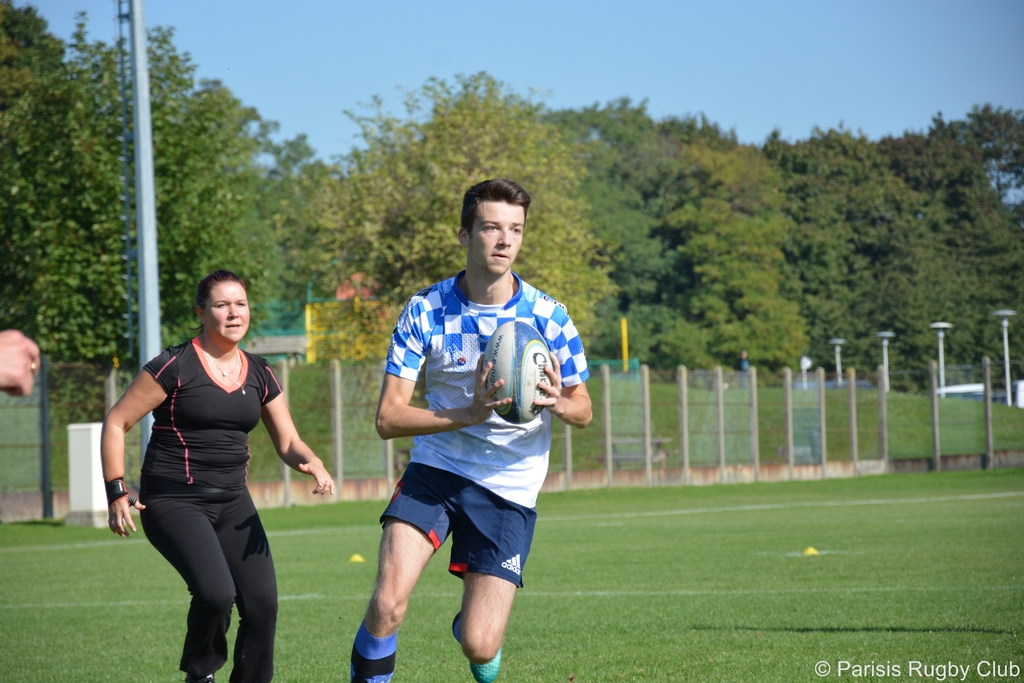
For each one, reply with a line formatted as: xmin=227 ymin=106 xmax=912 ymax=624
xmin=483 ymin=321 xmax=551 ymax=424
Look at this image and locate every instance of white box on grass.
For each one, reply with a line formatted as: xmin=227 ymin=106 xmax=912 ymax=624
xmin=66 ymin=423 xmax=107 ymax=528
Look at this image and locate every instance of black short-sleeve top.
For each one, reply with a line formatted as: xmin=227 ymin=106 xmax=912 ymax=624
xmin=141 ymin=338 xmax=282 ymax=489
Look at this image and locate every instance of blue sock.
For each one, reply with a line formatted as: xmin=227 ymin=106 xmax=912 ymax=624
xmin=350 ymin=621 xmax=397 ymax=683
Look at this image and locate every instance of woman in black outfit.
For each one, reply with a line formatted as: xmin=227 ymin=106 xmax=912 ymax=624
xmin=102 ymin=270 xmax=334 ymax=683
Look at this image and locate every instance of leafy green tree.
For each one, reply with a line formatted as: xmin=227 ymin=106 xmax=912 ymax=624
xmin=1 ymin=1 xmax=99 ymax=359
xmin=962 ymin=104 xmax=1024 ymax=224
xmin=253 ymin=127 xmax=333 ymax=307
xmin=765 ymin=128 xmax=931 ymax=374
xmin=668 ymin=142 xmax=808 ymax=367
xmin=309 ymin=73 xmax=614 ymax=338
xmin=766 ymin=116 xmax=1024 ymax=376
xmin=553 ymin=100 xmax=806 ymax=369
xmin=878 ymin=115 xmax=1024 ymax=369
xmin=548 ymin=100 xmax=678 ymax=364
xmin=0 ymin=6 xmax=276 ymax=362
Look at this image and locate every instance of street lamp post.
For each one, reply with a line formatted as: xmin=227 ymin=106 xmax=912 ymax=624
xmin=828 ymin=339 xmax=846 ymax=387
xmin=928 ymin=323 xmax=952 ymax=398
xmin=875 ymin=331 xmax=896 ymax=393
xmin=993 ymin=310 xmax=1017 ymax=407
xmin=799 ymin=355 xmax=812 ymax=391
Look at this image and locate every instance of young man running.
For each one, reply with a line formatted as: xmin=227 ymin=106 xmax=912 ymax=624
xmin=349 ymin=178 xmax=592 ymax=683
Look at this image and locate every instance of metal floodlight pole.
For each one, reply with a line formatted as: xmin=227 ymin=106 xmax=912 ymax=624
xmin=875 ymin=332 xmax=896 ymax=393
xmin=929 ymin=323 xmax=952 ymax=398
xmin=130 ymin=0 xmax=161 ymax=453
xmin=829 ymin=339 xmax=846 ymax=387
xmin=993 ymin=310 xmax=1016 ymax=407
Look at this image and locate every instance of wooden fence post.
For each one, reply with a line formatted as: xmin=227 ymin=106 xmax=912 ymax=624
xmin=277 ymin=361 xmax=291 ymax=507
xmin=330 ymin=359 xmax=344 ymax=497
xmin=104 ymin=363 xmax=118 ymax=414
xmin=983 ymin=356 xmax=994 ymax=470
xmin=641 ymin=364 xmax=653 ymax=487
xmin=930 ymin=360 xmax=941 ymax=472
xmin=563 ymin=421 xmax=573 ymax=491
xmin=848 ymin=368 xmax=858 ymax=471
xmin=715 ymin=365 xmax=725 ymax=483
xmin=384 ymin=439 xmax=394 ymax=490
xmin=784 ymin=367 xmax=794 ymax=480
xmin=749 ymin=366 xmax=759 ymax=482
xmin=678 ymin=365 xmax=689 ymax=485
xmin=818 ymin=367 xmax=827 ymax=479
xmin=878 ymin=365 xmax=889 ymax=469
xmin=602 ymin=364 xmax=613 ymax=487
xmin=39 ymin=356 xmax=52 ymax=519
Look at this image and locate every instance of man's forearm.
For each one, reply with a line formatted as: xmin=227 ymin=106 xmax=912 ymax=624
xmin=376 ymin=402 xmax=478 ymax=440
xmin=553 ymin=392 xmax=593 ymax=428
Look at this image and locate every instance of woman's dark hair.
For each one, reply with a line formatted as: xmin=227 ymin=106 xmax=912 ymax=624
xmin=195 ymin=270 xmax=247 ymax=309
xmin=460 ymin=178 xmax=531 ymax=232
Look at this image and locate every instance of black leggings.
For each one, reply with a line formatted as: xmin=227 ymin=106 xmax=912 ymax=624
xmin=140 ymin=487 xmax=277 ymax=683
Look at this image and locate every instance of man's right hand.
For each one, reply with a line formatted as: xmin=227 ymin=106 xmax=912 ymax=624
xmin=0 ymin=330 xmax=40 ymax=397
xmin=467 ymin=355 xmax=512 ymax=425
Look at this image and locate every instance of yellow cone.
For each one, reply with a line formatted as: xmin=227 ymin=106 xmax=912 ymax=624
xmin=349 ymin=553 xmax=366 ymax=563
xmin=803 ymin=546 xmax=819 ymax=556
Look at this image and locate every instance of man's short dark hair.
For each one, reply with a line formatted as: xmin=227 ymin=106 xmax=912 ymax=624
xmin=460 ymin=178 xmax=531 ymax=232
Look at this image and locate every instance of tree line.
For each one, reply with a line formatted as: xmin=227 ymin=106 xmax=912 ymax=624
xmin=3 ymin=2 xmax=1023 ymax=375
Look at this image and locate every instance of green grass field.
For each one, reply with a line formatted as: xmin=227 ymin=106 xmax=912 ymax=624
xmin=2 ymin=470 xmax=1022 ymax=682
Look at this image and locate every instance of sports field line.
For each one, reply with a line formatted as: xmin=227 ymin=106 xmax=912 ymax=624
xmin=3 ymin=585 xmax=1022 ymax=610
xmin=2 ymin=490 xmax=1021 ymax=554
xmin=0 ymin=525 xmax=380 ymax=554
xmin=540 ymin=490 xmax=1024 ymax=523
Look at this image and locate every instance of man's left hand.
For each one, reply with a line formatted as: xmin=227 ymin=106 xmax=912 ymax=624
xmin=535 ymin=353 xmax=565 ymax=417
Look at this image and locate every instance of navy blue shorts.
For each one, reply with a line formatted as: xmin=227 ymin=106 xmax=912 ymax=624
xmin=381 ymin=463 xmax=537 ymax=587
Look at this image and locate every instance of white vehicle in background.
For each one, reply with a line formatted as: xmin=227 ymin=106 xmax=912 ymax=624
xmin=943 ymin=381 xmax=1024 ymax=408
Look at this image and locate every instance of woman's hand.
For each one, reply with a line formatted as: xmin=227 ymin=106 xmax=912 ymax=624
xmin=107 ymin=496 xmax=146 ymax=538
xmin=298 ymin=459 xmax=335 ymax=496
xmin=263 ymin=396 xmax=335 ymax=495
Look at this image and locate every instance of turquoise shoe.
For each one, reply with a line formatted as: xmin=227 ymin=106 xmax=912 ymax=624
xmin=469 ymin=649 xmax=501 ymax=683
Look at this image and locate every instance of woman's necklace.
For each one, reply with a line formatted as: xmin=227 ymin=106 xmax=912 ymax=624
xmin=201 ymin=337 xmax=245 ymax=394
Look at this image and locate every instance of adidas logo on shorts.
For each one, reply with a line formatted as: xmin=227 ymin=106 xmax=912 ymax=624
xmin=501 ymin=554 xmax=522 ymax=576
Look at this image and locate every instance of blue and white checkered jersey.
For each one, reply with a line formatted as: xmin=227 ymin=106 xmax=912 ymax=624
xmin=385 ymin=271 xmax=589 ymax=508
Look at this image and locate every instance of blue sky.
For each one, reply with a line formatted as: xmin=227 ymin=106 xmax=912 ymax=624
xmin=31 ymin=0 xmax=1024 ymax=162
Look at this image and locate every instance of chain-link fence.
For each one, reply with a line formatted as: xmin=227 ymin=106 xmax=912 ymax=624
xmin=854 ymin=372 xmax=882 ymax=461
xmin=5 ymin=357 xmax=1024 ymax=517
xmin=0 ymin=362 xmax=142 ymax=494
xmin=677 ymin=369 xmax=754 ymax=467
xmin=757 ymin=371 xmax=787 ymax=464
xmin=933 ymin=365 xmax=985 ymax=456
xmin=0 ymin=379 xmax=41 ymax=492
xmin=882 ymin=364 xmax=1014 ymax=459
xmin=887 ymin=369 xmax=934 ymax=459
xmin=991 ymin=361 xmax=1024 ymax=451
xmin=792 ymin=371 xmax=822 ymax=465
xmin=245 ymin=363 xmax=412 ymax=481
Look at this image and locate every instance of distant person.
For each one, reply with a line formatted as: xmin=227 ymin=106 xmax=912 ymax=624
xmin=0 ymin=330 xmax=41 ymax=397
xmin=101 ymin=270 xmax=334 ymax=683
xmin=349 ymin=179 xmax=592 ymax=683
xmin=736 ymin=349 xmax=750 ymax=388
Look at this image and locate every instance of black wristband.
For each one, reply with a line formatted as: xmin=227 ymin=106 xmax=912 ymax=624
xmin=105 ymin=477 xmax=129 ymax=505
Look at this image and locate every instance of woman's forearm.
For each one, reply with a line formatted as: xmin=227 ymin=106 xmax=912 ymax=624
xmin=101 ymin=421 xmax=128 ymax=481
